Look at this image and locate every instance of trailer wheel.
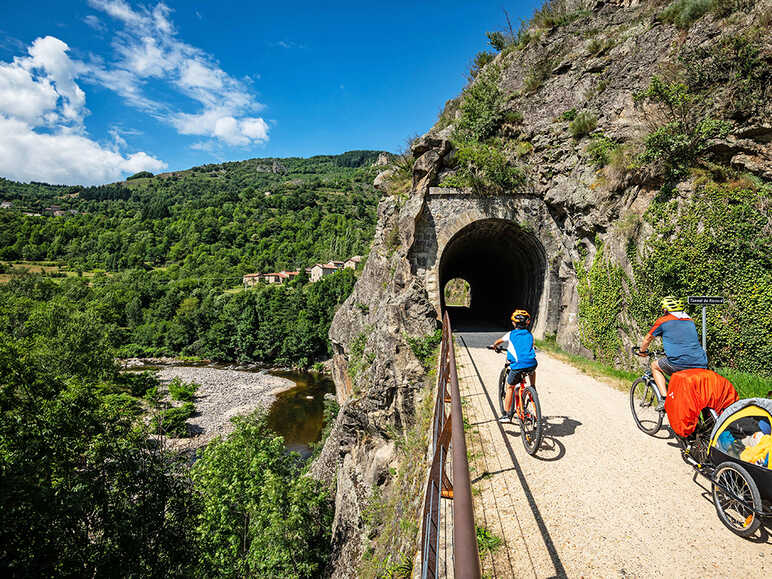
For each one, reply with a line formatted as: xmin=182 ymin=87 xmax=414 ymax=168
xmin=712 ymin=461 xmax=762 ymax=538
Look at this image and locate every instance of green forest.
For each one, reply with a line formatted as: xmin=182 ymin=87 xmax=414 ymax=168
xmin=0 ymin=151 xmax=381 ymax=366
xmin=0 ymin=151 xmax=382 ymax=576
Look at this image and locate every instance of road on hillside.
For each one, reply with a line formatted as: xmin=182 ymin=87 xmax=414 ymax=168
xmin=454 ymin=330 xmax=770 ymax=578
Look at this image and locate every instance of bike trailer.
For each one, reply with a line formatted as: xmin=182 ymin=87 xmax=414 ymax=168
xmin=664 ymin=368 xmax=738 ymax=438
xmin=709 ymin=398 xmax=772 ymax=499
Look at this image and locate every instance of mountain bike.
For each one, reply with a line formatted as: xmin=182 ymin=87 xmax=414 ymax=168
xmin=629 ymin=346 xmax=667 ymax=435
xmin=489 ymin=345 xmax=543 ymax=455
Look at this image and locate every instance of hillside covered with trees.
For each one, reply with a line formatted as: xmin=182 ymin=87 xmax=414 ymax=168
xmin=0 ymin=151 xmax=382 ymax=365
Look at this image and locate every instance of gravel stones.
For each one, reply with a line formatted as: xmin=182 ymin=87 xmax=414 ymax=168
xmin=155 ymin=366 xmax=294 ymax=451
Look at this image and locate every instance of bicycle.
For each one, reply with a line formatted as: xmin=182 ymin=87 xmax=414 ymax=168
xmin=630 ymin=347 xmax=718 ymax=462
xmin=489 ymin=345 xmax=543 ymax=455
xmin=629 ymin=346 xmax=667 ymax=435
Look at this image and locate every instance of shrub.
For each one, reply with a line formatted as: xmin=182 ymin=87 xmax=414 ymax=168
xmin=116 ymin=369 xmax=159 ymax=397
xmin=569 ymin=111 xmax=597 ymax=138
xmin=152 ymin=402 xmax=195 ymax=437
xmin=660 ymin=0 xmax=712 ymax=29
xmin=456 ymin=65 xmax=504 ymax=142
xmin=514 ymin=140 xmax=534 ymax=157
xmin=680 ymin=32 xmax=769 ymax=121
xmin=560 ymin=108 xmax=578 ymax=121
xmin=469 ymin=51 xmax=495 ymax=79
xmin=635 ymin=77 xmax=731 ymax=187
xmin=503 ymin=110 xmax=524 ymax=124
xmin=407 ymin=329 xmax=442 ymax=370
xmin=487 ymin=31 xmax=509 ymax=51
xmin=710 ymin=0 xmax=756 ymax=17
xmin=586 ymin=135 xmax=619 ymax=168
xmin=168 ymin=376 xmax=199 ymax=401
xmin=443 ymin=141 xmax=526 ymax=194
xmin=523 ymin=57 xmax=553 ymax=93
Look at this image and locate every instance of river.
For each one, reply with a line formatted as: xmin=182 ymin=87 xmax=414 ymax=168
xmin=267 ymin=371 xmax=336 ymax=458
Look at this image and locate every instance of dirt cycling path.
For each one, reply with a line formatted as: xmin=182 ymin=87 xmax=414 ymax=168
xmin=455 ymin=332 xmax=770 ymax=578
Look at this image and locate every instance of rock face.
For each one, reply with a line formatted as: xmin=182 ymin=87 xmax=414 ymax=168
xmin=315 ymin=2 xmax=771 ymax=575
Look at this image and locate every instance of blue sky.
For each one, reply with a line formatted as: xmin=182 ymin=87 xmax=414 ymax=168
xmin=0 ymin=0 xmax=541 ymax=185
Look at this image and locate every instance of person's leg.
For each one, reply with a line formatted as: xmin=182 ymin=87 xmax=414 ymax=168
xmin=528 ymin=370 xmax=536 ymax=388
xmin=503 ymin=370 xmax=517 ymax=416
xmin=504 ymin=384 xmax=514 ymax=414
xmin=651 ymin=359 xmax=668 ymax=397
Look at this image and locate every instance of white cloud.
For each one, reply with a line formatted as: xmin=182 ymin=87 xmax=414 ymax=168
xmin=0 ymin=36 xmax=165 ymax=185
xmin=170 ymin=110 xmax=268 ymax=146
xmin=83 ymin=15 xmax=106 ymax=33
xmin=88 ymin=0 xmax=269 ymax=148
xmin=0 ymin=36 xmax=85 ymax=128
xmin=0 ymin=115 xmax=166 ymax=185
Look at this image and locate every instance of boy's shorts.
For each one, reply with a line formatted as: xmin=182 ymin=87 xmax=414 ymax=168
xmin=506 ymin=363 xmax=537 ymax=385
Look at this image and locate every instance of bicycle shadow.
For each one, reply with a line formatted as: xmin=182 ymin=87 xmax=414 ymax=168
xmin=503 ymin=416 xmax=582 ymax=462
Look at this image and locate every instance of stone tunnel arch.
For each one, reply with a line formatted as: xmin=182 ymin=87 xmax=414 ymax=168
xmin=438 ymin=218 xmax=547 ymax=329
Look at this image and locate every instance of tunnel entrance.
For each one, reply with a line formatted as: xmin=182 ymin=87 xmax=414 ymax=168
xmin=439 ymin=218 xmax=547 ymax=330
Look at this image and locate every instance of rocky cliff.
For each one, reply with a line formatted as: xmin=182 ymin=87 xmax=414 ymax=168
xmin=314 ymin=1 xmax=770 ymax=575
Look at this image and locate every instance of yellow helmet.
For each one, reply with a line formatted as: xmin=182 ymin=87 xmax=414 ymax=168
xmin=511 ymin=309 xmax=531 ymax=324
xmin=661 ymin=296 xmax=685 ymax=312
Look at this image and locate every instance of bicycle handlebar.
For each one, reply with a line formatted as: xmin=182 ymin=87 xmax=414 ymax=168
xmin=632 ymin=346 xmax=663 ymax=358
xmin=487 ymin=344 xmax=504 ymax=354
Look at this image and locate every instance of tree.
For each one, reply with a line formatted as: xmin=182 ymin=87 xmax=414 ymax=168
xmin=191 ymin=413 xmax=333 ymax=578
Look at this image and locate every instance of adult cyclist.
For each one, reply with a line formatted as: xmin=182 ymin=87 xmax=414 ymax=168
xmin=638 ymin=296 xmax=708 ymax=411
xmin=490 ymin=309 xmax=537 ymax=422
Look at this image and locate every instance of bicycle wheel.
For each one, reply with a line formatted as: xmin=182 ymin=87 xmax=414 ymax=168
xmin=519 ymin=386 xmax=542 ymax=455
xmin=712 ymin=461 xmax=762 ymax=537
xmin=629 ymin=378 xmax=663 ymax=435
xmin=498 ymin=368 xmax=508 ymax=417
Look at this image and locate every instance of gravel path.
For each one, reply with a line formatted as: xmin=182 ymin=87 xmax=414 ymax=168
xmin=155 ymin=366 xmax=295 ymax=450
xmin=455 ymin=333 xmax=770 ymax=578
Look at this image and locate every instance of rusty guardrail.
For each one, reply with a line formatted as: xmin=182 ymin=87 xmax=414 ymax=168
xmin=420 ymin=311 xmax=481 ymax=578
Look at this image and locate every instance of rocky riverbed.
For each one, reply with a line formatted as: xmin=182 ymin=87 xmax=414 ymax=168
xmin=153 ymin=366 xmax=295 ymax=451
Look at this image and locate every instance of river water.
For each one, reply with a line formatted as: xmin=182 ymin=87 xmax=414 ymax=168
xmin=267 ymin=371 xmax=335 ymax=457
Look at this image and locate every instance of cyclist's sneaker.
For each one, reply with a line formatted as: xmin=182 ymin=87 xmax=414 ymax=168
xmin=655 ymin=400 xmax=666 ymax=413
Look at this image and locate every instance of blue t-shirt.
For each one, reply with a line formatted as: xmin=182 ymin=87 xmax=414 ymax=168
xmin=499 ymin=329 xmax=537 ymax=370
xmin=648 ymin=313 xmax=708 ymax=368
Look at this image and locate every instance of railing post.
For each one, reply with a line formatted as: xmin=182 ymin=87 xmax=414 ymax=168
xmin=420 ymin=312 xmax=481 ymax=579
xmin=446 ymin=315 xmax=481 ymax=579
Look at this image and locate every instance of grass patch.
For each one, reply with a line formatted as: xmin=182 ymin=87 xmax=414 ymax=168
xmin=535 ymin=334 xmax=638 ymax=391
xmin=717 ymin=368 xmax=772 ymax=399
xmin=569 ymin=111 xmax=597 ymax=139
xmin=475 ymin=525 xmax=502 ymax=554
xmin=660 ymin=0 xmax=712 ymax=29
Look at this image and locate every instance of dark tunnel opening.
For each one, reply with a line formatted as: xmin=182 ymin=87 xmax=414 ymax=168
xmin=439 ymin=219 xmax=547 ymax=330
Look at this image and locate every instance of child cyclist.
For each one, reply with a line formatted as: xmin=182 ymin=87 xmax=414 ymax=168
xmin=489 ymin=309 xmax=537 ymax=423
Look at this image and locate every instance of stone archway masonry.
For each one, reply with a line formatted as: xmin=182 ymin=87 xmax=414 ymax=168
xmin=409 ymin=187 xmax=582 ymax=344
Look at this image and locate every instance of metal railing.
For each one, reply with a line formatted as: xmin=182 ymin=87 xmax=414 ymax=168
xmin=420 ymin=311 xmax=481 ymax=579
